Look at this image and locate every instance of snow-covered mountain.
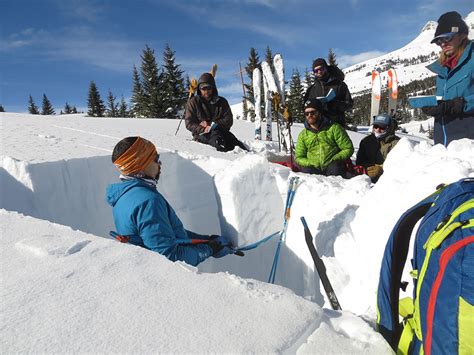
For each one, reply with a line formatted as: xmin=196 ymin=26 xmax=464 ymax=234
xmin=344 ymin=11 xmax=474 ymax=95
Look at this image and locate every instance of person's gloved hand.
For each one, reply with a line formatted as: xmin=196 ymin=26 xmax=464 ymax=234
xmin=443 ymin=97 xmax=465 ymax=116
xmin=208 ymin=235 xmax=233 ymax=258
xmin=367 ymin=164 xmax=383 ymax=179
xmin=422 ymin=97 xmax=465 ymax=117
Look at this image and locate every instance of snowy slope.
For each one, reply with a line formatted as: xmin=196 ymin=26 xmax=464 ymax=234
xmin=344 ymin=11 xmax=474 ymax=95
xmin=1 ymin=108 xmax=473 ymax=353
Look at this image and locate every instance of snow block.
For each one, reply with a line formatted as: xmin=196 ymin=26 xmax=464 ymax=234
xmin=158 ymin=152 xmax=221 ymax=235
xmin=214 ymin=154 xmax=284 ymax=247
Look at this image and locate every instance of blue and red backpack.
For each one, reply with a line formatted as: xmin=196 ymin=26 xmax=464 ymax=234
xmin=376 ymin=178 xmax=474 ymax=355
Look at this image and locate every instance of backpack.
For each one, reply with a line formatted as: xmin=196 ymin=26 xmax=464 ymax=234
xmin=376 ymin=178 xmax=474 ymax=355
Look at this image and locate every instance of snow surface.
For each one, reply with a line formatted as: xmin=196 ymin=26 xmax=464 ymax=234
xmin=1 ymin=112 xmax=473 ymax=353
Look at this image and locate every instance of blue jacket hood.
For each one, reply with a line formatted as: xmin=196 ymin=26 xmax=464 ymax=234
xmin=106 ymin=179 xmax=155 ymax=207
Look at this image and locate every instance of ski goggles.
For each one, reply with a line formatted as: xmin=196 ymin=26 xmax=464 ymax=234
xmin=432 ymin=33 xmax=456 ymax=46
xmin=199 ymin=85 xmax=212 ymax=91
xmin=373 ymin=124 xmax=387 ymax=130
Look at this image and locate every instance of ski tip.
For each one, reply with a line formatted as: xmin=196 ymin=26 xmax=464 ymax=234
xmin=300 ymin=216 xmax=308 ymax=229
xmin=210 ymin=64 xmax=218 ymax=78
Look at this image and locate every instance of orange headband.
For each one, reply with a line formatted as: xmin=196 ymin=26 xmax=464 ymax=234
xmin=113 ymin=137 xmax=157 ymax=175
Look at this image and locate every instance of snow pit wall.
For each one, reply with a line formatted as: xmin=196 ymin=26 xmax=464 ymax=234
xmin=1 ymin=152 xmax=326 ymax=301
xmin=0 ymin=152 xmax=229 ymax=239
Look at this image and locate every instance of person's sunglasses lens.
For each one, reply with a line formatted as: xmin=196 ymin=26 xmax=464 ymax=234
xmin=435 ymin=34 xmax=455 ymax=45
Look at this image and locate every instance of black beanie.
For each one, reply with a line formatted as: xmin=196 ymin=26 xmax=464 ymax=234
xmin=432 ymin=11 xmax=469 ymax=43
xmin=312 ymin=58 xmax=328 ymax=69
xmin=304 ymin=98 xmax=323 ymax=112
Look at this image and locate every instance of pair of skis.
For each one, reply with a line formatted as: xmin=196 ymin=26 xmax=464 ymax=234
xmin=370 ymin=68 xmax=398 ymax=124
xmin=252 ymin=54 xmax=292 ymax=153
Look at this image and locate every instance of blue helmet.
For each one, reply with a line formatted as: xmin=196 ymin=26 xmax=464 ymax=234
xmin=373 ymin=113 xmax=391 ymax=128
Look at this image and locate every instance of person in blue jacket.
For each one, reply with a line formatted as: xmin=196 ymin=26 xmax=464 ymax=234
xmin=106 ymin=136 xmax=234 ymax=266
xmin=422 ymin=11 xmax=474 ymax=146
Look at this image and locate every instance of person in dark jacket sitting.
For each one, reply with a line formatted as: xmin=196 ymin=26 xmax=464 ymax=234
xmin=295 ymin=98 xmax=354 ymax=177
xmin=304 ymin=58 xmax=353 ymax=127
xmin=356 ymin=113 xmax=400 ymax=183
xmin=106 ymin=136 xmax=235 ymax=266
xmin=185 ymin=72 xmax=248 ymax=152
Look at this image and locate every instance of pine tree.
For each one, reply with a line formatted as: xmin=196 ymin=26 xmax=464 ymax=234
xmin=130 ymin=65 xmax=145 ymax=117
xmin=106 ymin=90 xmax=119 ymax=117
xmin=160 ymin=44 xmax=186 ymax=118
xmin=244 ymin=47 xmax=261 ymax=121
xmin=287 ymin=69 xmax=305 ymax=123
xmin=0 ymin=105 xmax=5 ymax=112
xmin=41 ymin=94 xmax=55 ymax=115
xmin=28 ymin=95 xmax=40 ymax=114
xmin=63 ymin=102 xmax=73 ymax=114
xmin=303 ymin=68 xmax=314 ymax=90
xmin=118 ymin=96 xmax=129 ymax=117
xmin=140 ymin=45 xmax=163 ymax=118
xmin=87 ymin=81 xmax=105 ymax=117
xmin=71 ymin=106 xmax=78 ymax=114
xmin=328 ymin=48 xmax=338 ymax=66
xmin=265 ymin=46 xmax=275 ymax=72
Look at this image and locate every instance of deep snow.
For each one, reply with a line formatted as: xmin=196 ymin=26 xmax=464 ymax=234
xmin=1 ymin=112 xmax=473 ymax=353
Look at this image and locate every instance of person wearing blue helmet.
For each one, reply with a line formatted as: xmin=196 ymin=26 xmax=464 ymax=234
xmin=356 ymin=114 xmax=400 ymax=182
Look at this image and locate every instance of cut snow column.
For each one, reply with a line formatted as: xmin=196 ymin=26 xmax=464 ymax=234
xmin=213 ymin=155 xmax=284 ymax=247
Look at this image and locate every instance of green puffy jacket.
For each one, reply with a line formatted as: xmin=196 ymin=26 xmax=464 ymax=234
xmin=295 ymin=119 xmax=354 ymax=170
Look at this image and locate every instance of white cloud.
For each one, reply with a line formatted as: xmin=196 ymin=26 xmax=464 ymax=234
xmin=1 ymin=26 xmax=140 ymax=73
xmin=338 ymin=50 xmax=387 ymax=68
xmin=218 ymin=82 xmax=243 ymax=96
xmin=53 ymin=0 xmax=107 ymax=22
xmin=166 ymin=1 xmax=310 ymax=45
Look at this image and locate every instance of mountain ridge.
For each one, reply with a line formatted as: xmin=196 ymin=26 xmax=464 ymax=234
xmin=344 ymin=11 xmax=474 ymax=96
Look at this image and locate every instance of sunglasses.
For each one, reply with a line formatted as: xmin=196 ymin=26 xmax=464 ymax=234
xmin=304 ymin=110 xmax=318 ymax=117
xmin=313 ymin=66 xmax=326 ymax=73
xmin=373 ymin=125 xmax=386 ymax=130
xmin=434 ymin=34 xmax=456 ymax=46
xmin=200 ymin=86 xmax=212 ymax=91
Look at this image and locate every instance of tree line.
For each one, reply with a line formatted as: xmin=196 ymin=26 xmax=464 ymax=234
xmin=25 ymin=44 xmax=188 ymax=119
xmin=19 ymin=43 xmax=437 ymax=125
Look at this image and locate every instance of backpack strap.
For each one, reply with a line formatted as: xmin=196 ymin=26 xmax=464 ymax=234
xmin=377 ymin=186 xmax=445 ymax=350
xmin=412 ymin=199 xmax=474 ymax=342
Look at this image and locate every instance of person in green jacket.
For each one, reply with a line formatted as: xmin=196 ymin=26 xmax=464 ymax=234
xmin=295 ymin=98 xmax=354 ymax=177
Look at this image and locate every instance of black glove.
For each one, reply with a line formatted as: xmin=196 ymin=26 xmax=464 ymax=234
xmin=422 ymin=97 xmax=465 ymax=117
xmin=208 ymin=235 xmax=233 ymax=258
xmin=443 ymin=97 xmax=465 ymax=116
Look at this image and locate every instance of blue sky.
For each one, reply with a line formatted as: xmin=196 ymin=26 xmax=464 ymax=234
xmin=1 ymin=0 xmax=472 ymax=113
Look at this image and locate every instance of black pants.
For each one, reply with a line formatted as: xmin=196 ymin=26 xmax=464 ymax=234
xmin=299 ymin=160 xmax=349 ymax=178
xmin=196 ymin=128 xmax=248 ymax=152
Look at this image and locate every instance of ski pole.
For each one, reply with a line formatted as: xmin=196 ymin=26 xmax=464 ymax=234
xmin=175 ymin=78 xmax=198 ymax=136
xmin=300 ymin=217 xmax=342 ymax=311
